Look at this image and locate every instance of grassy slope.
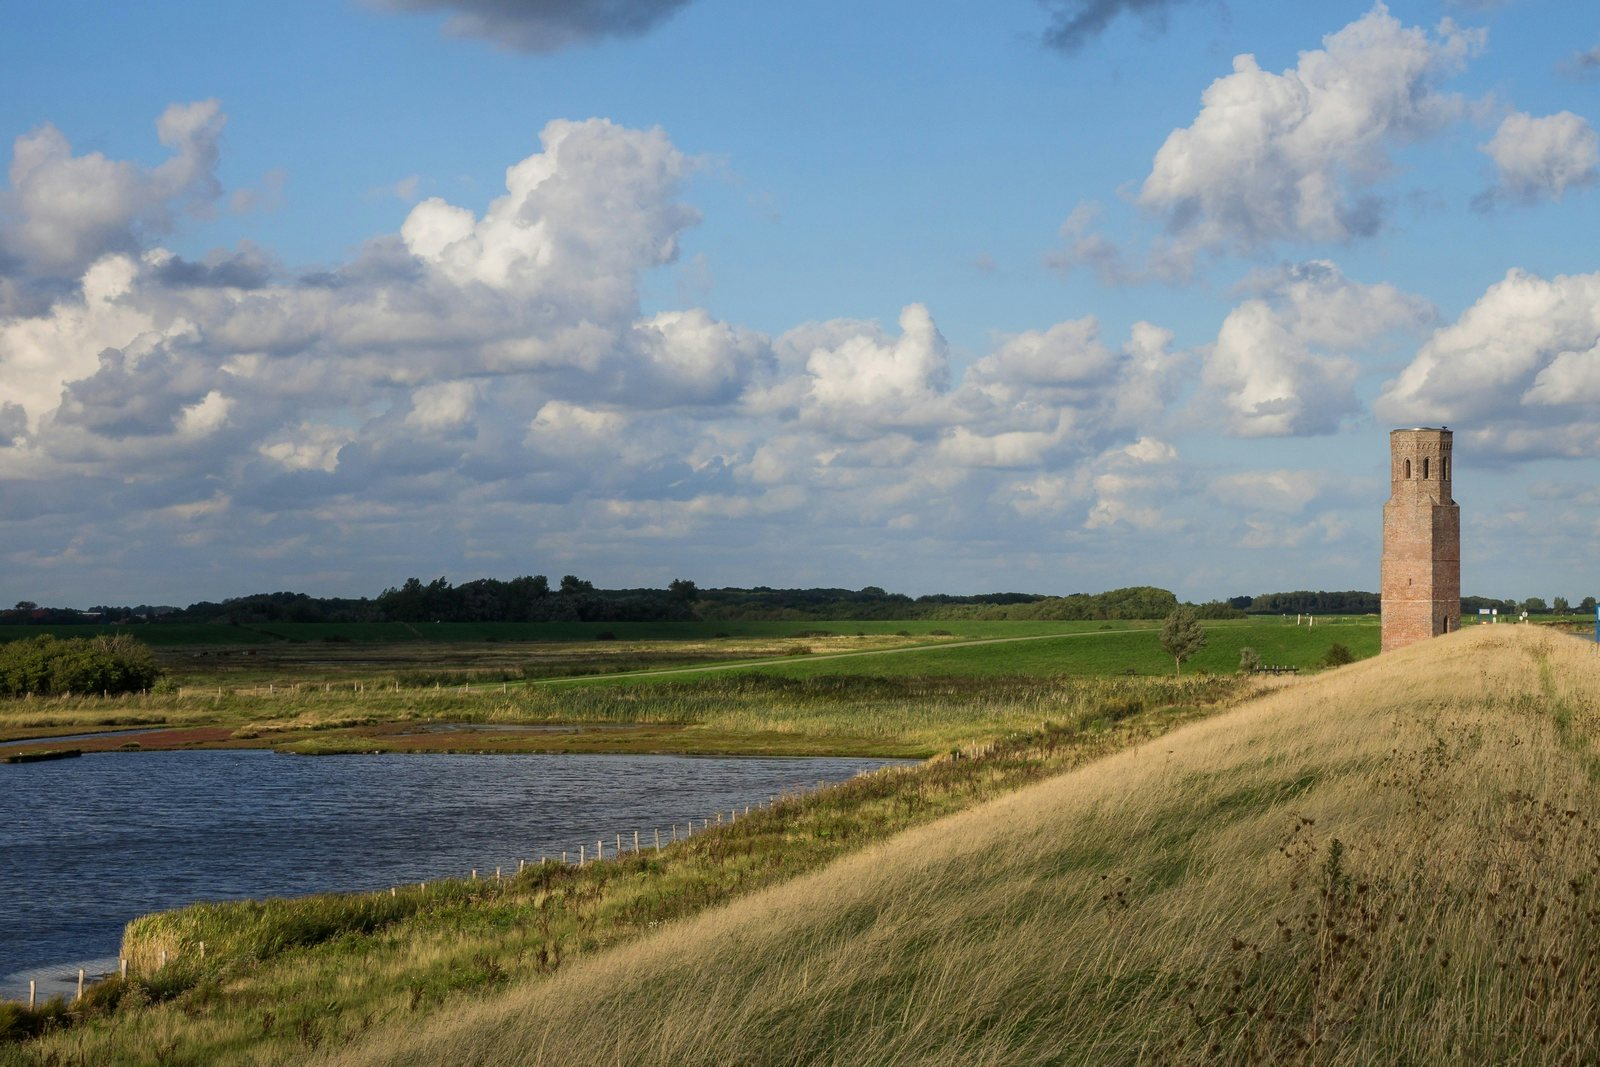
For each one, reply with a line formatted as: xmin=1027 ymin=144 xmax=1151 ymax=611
xmin=338 ymin=626 xmax=1600 ymax=1066
xmin=0 ymin=677 xmax=1246 ymax=1064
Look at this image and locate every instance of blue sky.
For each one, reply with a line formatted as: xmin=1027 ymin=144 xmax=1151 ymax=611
xmin=1 ymin=0 xmax=1598 ymax=606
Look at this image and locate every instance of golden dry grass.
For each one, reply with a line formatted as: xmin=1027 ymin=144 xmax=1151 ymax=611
xmin=330 ymin=625 xmax=1600 ymax=1066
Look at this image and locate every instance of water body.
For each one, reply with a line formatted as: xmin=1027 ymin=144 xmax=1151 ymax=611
xmin=0 ymin=749 xmax=906 ymax=1000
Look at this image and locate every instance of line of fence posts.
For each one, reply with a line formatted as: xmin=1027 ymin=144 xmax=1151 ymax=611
xmin=38 ymin=784 xmax=832 ymax=1007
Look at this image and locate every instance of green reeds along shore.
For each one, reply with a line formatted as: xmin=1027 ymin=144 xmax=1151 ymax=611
xmin=0 ymin=675 xmax=1244 ymax=1065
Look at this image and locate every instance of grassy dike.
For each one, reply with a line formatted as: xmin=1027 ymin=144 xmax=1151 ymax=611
xmin=0 ymin=675 xmax=1249 ymax=1064
xmin=325 ymin=625 xmax=1600 ymax=1066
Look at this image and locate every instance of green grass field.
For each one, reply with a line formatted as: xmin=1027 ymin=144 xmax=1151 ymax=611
xmin=0 ymin=617 xmax=1150 ymax=648
xmin=0 ymin=619 xmax=1380 ymax=758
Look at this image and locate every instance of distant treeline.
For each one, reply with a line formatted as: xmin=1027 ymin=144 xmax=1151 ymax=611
xmin=1231 ymin=590 xmax=1382 ymax=615
xmin=1 ymin=582 xmax=1234 ymax=625
xmin=4 ymin=581 xmax=1587 ymax=628
xmin=1228 ymin=591 xmax=1596 ymax=615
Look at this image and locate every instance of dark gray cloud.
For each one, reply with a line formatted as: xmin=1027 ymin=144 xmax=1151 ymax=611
xmin=151 ymin=253 xmax=273 ymax=290
xmin=369 ymin=0 xmax=692 ymax=52
xmin=1039 ymin=0 xmax=1196 ymax=53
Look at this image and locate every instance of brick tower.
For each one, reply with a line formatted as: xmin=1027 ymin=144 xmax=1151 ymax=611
xmin=1381 ymin=428 xmax=1460 ymax=652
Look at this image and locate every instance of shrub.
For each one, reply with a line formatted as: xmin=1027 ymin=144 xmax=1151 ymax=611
xmin=1238 ymin=647 xmax=1262 ymax=673
xmin=0 ymin=634 xmax=161 ymax=696
xmin=1321 ymin=643 xmax=1355 ymax=668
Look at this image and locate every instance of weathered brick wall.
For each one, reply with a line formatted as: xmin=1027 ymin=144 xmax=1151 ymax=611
xmin=1381 ymin=429 xmax=1460 ymax=653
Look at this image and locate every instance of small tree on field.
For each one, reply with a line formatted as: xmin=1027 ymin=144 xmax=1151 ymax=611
xmin=1321 ymin=643 xmax=1354 ymax=668
xmin=1160 ymin=606 xmax=1207 ymax=676
xmin=1238 ymin=646 xmax=1262 ymax=674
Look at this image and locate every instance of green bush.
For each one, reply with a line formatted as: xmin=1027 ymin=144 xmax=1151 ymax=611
xmin=1238 ymin=647 xmax=1262 ymax=673
xmin=0 ymin=634 xmax=161 ymax=696
xmin=1320 ymin=643 xmax=1355 ymax=668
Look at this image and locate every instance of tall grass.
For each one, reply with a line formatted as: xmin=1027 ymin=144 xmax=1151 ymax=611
xmin=331 ymin=626 xmax=1600 ymax=1066
xmin=0 ymin=679 xmax=1242 ymax=1066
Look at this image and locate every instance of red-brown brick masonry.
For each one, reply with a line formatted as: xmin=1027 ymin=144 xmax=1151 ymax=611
xmin=1381 ymin=428 xmax=1460 ymax=652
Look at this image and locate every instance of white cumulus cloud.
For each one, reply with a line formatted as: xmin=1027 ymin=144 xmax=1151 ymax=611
xmin=1138 ymin=4 xmax=1481 ymax=264
xmin=1478 ymin=110 xmax=1599 ymax=207
xmin=1 ymin=100 xmax=226 ymax=279
xmin=1379 ymin=268 xmax=1600 ymax=457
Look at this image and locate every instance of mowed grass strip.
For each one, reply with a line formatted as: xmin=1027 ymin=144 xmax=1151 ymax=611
xmin=330 ymin=626 xmax=1600 ymax=1067
xmin=541 ymin=618 xmax=1381 ymax=686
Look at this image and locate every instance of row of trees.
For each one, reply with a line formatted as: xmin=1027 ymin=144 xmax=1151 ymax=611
xmin=1231 ymin=591 xmax=1597 ymax=616
xmin=8 ymin=583 xmax=1592 ymax=630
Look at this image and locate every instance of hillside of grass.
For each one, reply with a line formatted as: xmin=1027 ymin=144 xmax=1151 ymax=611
xmin=336 ymin=626 xmax=1600 ymax=1065
xmin=0 ymin=676 xmax=1249 ymax=1063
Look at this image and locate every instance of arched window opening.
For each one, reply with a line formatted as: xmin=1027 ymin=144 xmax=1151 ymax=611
xmin=1404 ymin=459 xmax=1411 ymax=479
xmin=1443 ymin=456 xmax=1450 ymax=481
xmin=1423 ymin=457 xmax=1430 ymax=479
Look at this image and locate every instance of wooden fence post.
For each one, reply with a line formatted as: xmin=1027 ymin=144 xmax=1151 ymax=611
xmin=654 ymin=828 xmax=661 ymax=852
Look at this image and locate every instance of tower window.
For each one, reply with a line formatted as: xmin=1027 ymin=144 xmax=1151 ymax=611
xmin=1404 ymin=459 xmax=1411 ymax=479
xmin=1423 ymin=457 xmax=1430 ymax=479
xmin=1443 ymin=456 xmax=1450 ymax=480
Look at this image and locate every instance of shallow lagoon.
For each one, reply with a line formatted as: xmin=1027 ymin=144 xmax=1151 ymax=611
xmin=0 ymin=749 xmax=904 ymax=999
